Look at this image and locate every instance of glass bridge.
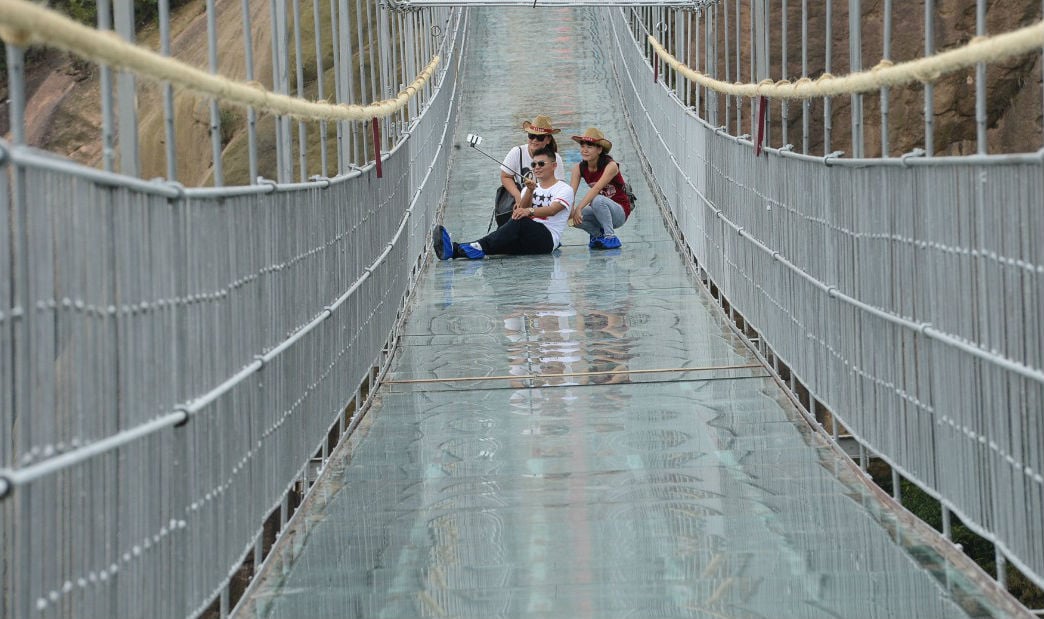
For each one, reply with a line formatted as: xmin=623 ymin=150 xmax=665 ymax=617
xmin=234 ymin=8 xmax=1023 ymax=618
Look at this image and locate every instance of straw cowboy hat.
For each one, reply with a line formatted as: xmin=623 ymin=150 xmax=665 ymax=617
xmin=571 ymin=127 xmax=612 ymax=153
xmin=521 ymin=115 xmax=561 ymax=135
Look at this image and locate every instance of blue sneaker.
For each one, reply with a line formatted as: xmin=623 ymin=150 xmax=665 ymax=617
xmin=589 ymin=235 xmax=605 ymax=249
xmin=432 ymin=225 xmax=453 ymax=260
xmin=459 ymin=242 xmax=485 ymax=260
xmin=599 ymin=235 xmax=622 ymax=249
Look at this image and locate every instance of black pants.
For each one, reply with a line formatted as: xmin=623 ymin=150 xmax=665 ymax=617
xmin=476 ymin=217 xmax=554 ymax=255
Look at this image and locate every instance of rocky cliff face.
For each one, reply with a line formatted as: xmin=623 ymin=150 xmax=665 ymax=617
xmin=690 ymin=0 xmax=1043 ymax=157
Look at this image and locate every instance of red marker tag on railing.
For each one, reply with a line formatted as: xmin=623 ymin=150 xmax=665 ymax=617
xmin=372 ymin=117 xmax=382 ymax=178
xmin=754 ymin=96 xmax=767 ymax=157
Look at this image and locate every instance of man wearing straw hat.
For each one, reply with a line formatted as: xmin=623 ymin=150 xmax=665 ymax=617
xmin=499 ymin=115 xmax=567 ymax=210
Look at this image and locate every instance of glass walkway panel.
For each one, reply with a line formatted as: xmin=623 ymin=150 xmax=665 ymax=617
xmin=239 ymin=8 xmax=1020 ymax=619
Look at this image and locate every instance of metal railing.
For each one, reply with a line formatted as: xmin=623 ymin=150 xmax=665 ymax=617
xmin=607 ymin=1 xmax=1043 ymax=593
xmin=3 ymin=0 xmax=1043 ymax=616
xmin=1 ymin=2 xmax=464 ymax=617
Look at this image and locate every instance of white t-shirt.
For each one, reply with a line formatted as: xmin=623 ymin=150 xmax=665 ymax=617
xmin=500 ymin=145 xmax=566 ymax=183
xmin=522 ymin=180 xmax=573 ymax=248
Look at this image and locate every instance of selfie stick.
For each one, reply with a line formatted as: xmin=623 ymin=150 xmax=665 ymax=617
xmin=465 ymin=134 xmax=527 ymax=184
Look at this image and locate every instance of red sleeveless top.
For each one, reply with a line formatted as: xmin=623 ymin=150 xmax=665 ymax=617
xmin=579 ymin=158 xmax=632 ymax=217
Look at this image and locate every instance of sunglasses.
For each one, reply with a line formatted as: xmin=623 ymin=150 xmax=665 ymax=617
xmin=527 ymin=133 xmax=549 ymax=140
xmin=531 ymin=160 xmax=552 ymax=168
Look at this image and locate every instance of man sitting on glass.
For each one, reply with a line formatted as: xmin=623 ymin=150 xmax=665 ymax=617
xmin=434 ymin=145 xmax=573 ymax=259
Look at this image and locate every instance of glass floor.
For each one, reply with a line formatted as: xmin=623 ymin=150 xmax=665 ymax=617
xmin=238 ymin=7 xmax=1021 ymax=619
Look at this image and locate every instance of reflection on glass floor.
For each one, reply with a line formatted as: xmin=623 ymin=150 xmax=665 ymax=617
xmin=237 ymin=7 xmax=1018 ymax=619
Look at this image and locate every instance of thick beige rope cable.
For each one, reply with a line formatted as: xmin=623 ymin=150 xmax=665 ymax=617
xmin=0 ymin=0 xmax=438 ymax=120
xmin=649 ymin=19 xmax=1044 ymax=99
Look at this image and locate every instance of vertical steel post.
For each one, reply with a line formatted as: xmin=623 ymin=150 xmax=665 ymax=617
xmin=924 ymin=0 xmax=935 ymax=156
xmin=720 ymin=3 xmax=727 ymax=127
xmin=711 ymin=3 xmax=718 ymax=126
xmin=314 ymin=0 xmax=329 ymax=178
xmin=379 ymin=0 xmax=394 ymax=149
xmin=334 ymin=0 xmax=350 ymax=171
xmin=755 ymin=0 xmax=770 ymax=145
xmin=849 ymin=0 xmax=863 ymax=157
xmin=709 ymin=3 xmax=718 ymax=126
xmin=734 ymin=0 xmax=741 ymax=133
xmin=98 ymin=0 xmax=116 ymax=172
xmin=242 ymin=0 xmax=260 ymax=183
xmin=781 ymin=0 xmax=788 ymax=147
xmin=975 ymin=0 xmax=986 ymax=154
xmin=4 ymin=40 xmax=31 ymax=619
xmin=114 ymin=1 xmax=140 ymax=177
xmin=338 ymin=0 xmax=356 ymax=167
xmin=801 ymin=0 xmax=809 ymax=153
xmin=206 ymin=0 xmax=224 ymax=186
xmin=679 ymin=11 xmax=688 ymax=108
xmin=292 ymin=0 xmax=308 ymax=181
xmin=749 ymin=0 xmax=755 ymax=132
xmin=356 ymin=0 xmax=371 ymax=162
xmin=219 ymin=586 xmax=229 ymax=619
xmin=391 ymin=11 xmax=403 ymax=143
xmin=892 ymin=468 xmax=902 ymax=502
xmin=406 ymin=13 xmax=418 ymax=121
xmin=330 ymin=0 xmax=345 ymax=174
xmin=881 ymin=0 xmax=891 ymax=157
xmin=398 ymin=13 xmax=409 ymax=137
xmin=270 ymin=0 xmax=287 ymax=182
xmin=762 ymin=0 xmax=771 ymax=145
xmin=159 ymin=0 xmax=178 ymax=181
xmin=6 ymin=46 xmax=25 ymax=145
xmin=823 ymin=0 xmax=832 ymax=154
